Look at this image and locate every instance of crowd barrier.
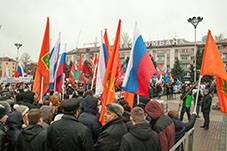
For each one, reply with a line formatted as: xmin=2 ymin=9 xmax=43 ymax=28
xmin=170 ymin=128 xmax=194 ymax=151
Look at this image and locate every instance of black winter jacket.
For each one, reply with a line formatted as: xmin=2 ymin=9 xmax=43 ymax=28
xmin=78 ymin=95 xmax=101 ymax=143
xmin=6 ymin=111 xmax=23 ymax=151
xmin=47 ymin=114 xmax=95 ymax=151
xmin=16 ymin=124 xmax=47 ymax=151
xmin=120 ymin=123 xmax=161 ymax=151
xmin=0 ymin=122 xmax=9 ymax=151
xmin=172 ymin=114 xmax=196 ymax=143
xmin=201 ymin=94 xmax=212 ymax=113
xmin=95 ymin=117 xmax=128 ymax=151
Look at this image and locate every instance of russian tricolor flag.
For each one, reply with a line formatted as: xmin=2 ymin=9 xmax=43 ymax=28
xmin=49 ymin=33 xmax=61 ymax=90
xmin=95 ymin=31 xmax=108 ymax=96
xmin=15 ymin=63 xmax=24 ymax=77
xmin=122 ymin=22 xmax=156 ymax=97
xmin=55 ymin=44 xmax=66 ymax=93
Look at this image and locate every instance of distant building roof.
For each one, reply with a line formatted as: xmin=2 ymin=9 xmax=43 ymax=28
xmin=0 ymin=57 xmax=16 ymax=62
xmin=66 ymin=39 xmax=227 ymax=55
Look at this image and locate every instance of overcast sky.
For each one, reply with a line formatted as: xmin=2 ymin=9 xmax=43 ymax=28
xmin=0 ymin=0 xmax=227 ymax=62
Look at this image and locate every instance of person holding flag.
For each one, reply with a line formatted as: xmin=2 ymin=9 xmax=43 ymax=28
xmin=196 ymin=30 xmax=227 ymax=129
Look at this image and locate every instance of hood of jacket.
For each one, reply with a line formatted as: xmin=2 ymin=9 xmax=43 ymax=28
xmin=83 ymin=95 xmax=98 ymax=115
xmin=6 ymin=111 xmax=23 ymax=129
xmin=21 ymin=124 xmax=43 ymax=142
xmin=145 ymin=100 xmax=164 ymax=120
xmin=130 ymin=123 xmax=154 ymax=140
xmin=23 ymin=91 xmax=35 ymax=104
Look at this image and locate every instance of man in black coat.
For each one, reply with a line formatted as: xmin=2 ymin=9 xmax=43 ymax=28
xmin=47 ymin=98 xmax=95 ymax=151
xmin=17 ymin=109 xmax=47 ymax=151
xmin=78 ymin=95 xmax=101 ymax=143
xmin=201 ymin=89 xmax=212 ymax=130
xmin=168 ymin=110 xmax=197 ymax=143
xmin=0 ymin=105 xmax=9 ymax=151
xmin=95 ymin=103 xmax=128 ymax=151
xmin=120 ymin=107 xmax=161 ymax=151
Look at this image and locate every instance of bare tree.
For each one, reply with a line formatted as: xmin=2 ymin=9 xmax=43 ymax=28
xmin=215 ymin=33 xmax=224 ymax=41
xmin=121 ymin=32 xmax=131 ymax=48
xmin=20 ymin=52 xmax=32 ymax=72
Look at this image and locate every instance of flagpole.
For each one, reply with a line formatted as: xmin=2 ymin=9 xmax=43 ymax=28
xmin=91 ymin=63 xmax=97 ymax=91
xmin=40 ymin=76 xmax=44 ymax=102
xmin=193 ymin=76 xmax=202 ymax=112
xmin=62 ymin=73 xmax=65 ymax=101
xmin=137 ymin=94 xmax=140 ymax=104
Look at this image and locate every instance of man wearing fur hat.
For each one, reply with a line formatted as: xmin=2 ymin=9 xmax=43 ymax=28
xmin=95 ymin=103 xmax=128 ymax=151
xmin=0 ymin=104 xmax=9 ymax=150
xmin=47 ymin=98 xmax=94 ymax=151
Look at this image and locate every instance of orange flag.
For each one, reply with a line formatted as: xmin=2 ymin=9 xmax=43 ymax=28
xmin=33 ymin=17 xmax=50 ymax=100
xmin=123 ymin=90 xmax=135 ymax=109
xmin=104 ymin=28 xmax=111 ymax=57
xmin=99 ymin=19 xmax=121 ymax=125
xmin=200 ymin=30 xmax=227 ymax=116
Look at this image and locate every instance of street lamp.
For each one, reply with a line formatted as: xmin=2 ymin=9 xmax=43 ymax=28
xmin=188 ymin=16 xmax=203 ymax=82
xmin=14 ymin=43 xmax=22 ymax=62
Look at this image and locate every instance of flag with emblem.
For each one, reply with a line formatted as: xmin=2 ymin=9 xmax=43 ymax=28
xmin=200 ymin=30 xmax=227 ymax=116
xmin=99 ymin=19 xmax=121 ymax=125
xmin=33 ymin=17 xmax=50 ymax=101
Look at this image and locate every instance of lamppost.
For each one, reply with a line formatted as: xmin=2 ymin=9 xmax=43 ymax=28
xmin=187 ymin=16 xmax=203 ymax=82
xmin=14 ymin=43 xmax=22 ymax=63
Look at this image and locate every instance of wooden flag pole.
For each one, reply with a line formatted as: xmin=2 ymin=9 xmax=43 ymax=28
xmin=193 ymin=76 xmax=202 ymax=112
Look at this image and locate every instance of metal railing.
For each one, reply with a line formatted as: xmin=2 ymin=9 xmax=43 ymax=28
xmin=170 ymin=128 xmax=194 ymax=151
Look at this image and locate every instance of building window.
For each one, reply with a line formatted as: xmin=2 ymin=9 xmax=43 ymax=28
xmin=167 ymin=57 xmax=170 ymax=61
xmin=13 ymin=63 xmax=15 ymax=65
xmin=175 ymin=49 xmax=178 ymax=53
xmin=6 ymin=62 xmax=8 ymax=65
xmin=182 ymin=49 xmax=187 ymax=52
xmin=191 ymin=48 xmax=194 ymax=52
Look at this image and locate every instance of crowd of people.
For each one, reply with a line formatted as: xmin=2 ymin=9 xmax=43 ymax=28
xmin=0 ymin=80 xmax=214 ymax=151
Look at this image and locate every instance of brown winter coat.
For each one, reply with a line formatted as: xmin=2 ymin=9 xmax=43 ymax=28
xmin=145 ymin=100 xmax=175 ymax=151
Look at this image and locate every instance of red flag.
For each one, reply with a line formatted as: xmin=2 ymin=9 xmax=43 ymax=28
xmin=200 ymin=30 xmax=227 ymax=116
xmin=32 ymin=17 xmax=50 ymax=100
xmin=69 ymin=62 xmax=76 ymax=85
xmin=99 ymin=19 xmax=121 ymax=125
xmin=78 ymin=54 xmax=82 ymax=72
xmin=116 ymin=67 xmax=124 ymax=89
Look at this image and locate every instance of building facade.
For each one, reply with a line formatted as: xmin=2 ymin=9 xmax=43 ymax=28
xmin=66 ymin=38 xmax=227 ymax=75
xmin=0 ymin=57 xmax=16 ymax=77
